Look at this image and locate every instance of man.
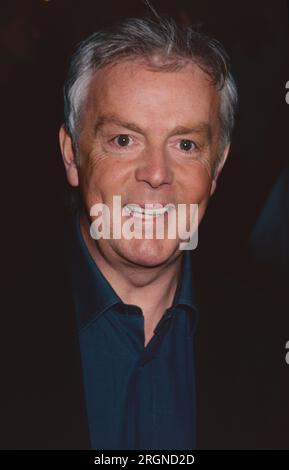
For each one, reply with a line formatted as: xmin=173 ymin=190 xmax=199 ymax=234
xmin=1 ymin=15 xmax=288 ymax=451
xmin=58 ymin=16 xmax=235 ymax=450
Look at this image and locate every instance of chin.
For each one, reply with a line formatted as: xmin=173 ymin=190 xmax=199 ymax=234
xmin=115 ymin=238 xmax=179 ymax=268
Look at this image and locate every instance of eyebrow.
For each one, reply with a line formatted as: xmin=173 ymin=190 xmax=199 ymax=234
xmin=94 ymin=114 xmax=212 ymax=140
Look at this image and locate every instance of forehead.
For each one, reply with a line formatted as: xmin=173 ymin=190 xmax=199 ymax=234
xmin=84 ymin=59 xmax=220 ymax=133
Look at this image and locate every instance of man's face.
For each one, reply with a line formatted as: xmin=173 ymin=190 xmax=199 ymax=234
xmin=61 ymin=59 xmax=228 ymax=268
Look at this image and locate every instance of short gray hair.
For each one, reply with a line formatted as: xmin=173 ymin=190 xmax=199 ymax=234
xmin=63 ymin=16 xmax=238 ymax=162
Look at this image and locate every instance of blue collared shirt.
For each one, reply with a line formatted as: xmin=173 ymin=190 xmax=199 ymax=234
xmin=68 ymin=211 xmax=198 ymax=450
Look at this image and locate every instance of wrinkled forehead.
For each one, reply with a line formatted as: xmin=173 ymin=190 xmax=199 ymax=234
xmin=82 ymin=58 xmax=221 ymax=138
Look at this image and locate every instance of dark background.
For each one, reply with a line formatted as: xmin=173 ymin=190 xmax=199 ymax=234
xmin=1 ymin=0 xmax=289 ymax=298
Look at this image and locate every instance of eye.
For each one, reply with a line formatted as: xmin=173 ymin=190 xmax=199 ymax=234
xmin=111 ymin=134 xmax=132 ymax=147
xmin=177 ymin=139 xmax=197 ymax=152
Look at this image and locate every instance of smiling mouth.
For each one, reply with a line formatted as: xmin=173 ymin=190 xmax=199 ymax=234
xmin=123 ymin=204 xmax=174 ymax=219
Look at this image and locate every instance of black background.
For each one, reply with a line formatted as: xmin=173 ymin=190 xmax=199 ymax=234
xmin=1 ymin=0 xmax=288 ymax=296
xmin=0 ymin=0 xmax=289 ymax=451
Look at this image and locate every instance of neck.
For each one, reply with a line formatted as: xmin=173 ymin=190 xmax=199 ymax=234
xmin=79 ymin=211 xmax=183 ymax=327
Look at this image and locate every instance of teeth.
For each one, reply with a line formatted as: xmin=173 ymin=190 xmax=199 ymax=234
xmin=124 ymin=204 xmax=172 ymax=218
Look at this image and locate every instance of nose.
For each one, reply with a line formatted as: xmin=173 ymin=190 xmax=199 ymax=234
xmin=134 ymin=145 xmax=173 ymax=189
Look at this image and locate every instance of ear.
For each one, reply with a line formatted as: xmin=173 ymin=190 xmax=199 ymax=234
xmin=59 ymin=125 xmax=79 ymax=187
xmin=210 ymin=143 xmax=230 ymax=196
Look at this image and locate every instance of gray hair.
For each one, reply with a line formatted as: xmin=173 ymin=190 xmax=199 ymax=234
xmin=63 ymin=16 xmax=238 ymax=165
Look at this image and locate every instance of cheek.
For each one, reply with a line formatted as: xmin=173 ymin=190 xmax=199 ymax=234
xmin=180 ymin=165 xmax=212 ymax=227
xmin=81 ymin=150 xmax=110 ymax=182
xmin=79 ymin=155 xmax=129 ymax=210
xmin=181 ymin=164 xmax=213 ymax=205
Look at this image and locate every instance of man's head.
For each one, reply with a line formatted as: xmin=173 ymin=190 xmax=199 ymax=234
xmin=59 ymin=16 xmax=237 ymax=268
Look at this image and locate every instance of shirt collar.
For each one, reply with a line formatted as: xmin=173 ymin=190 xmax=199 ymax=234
xmin=67 ymin=210 xmax=121 ymax=330
xmin=67 ymin=210 xmax=198 ymax=331
xmin=173 ymin=244 xmax=197 ymax=311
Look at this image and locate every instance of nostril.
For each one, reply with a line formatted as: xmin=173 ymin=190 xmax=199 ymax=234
xmin=135 ymin=159 xmax=173 ymax=188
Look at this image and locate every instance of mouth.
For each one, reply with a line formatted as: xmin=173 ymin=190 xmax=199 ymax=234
xmin=123 ymin=203 xmax=174 ymax=219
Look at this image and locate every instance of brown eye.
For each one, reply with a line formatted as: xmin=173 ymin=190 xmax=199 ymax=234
xmin=179 ymin=139 xmax=195 ymax=151
xmin=115 ymin=135 xmax=131 ymax=146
